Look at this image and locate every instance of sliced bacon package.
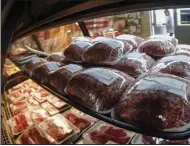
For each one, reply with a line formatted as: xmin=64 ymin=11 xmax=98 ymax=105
xmin=83 ymin=121 xmax=135 ymax=144
xmin=16 ymin=125 xmax=55 ymax=144
xmin=38 ymin=114 xmax=80 ymax=144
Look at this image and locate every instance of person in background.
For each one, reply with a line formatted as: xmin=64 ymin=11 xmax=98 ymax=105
xmin=164 ymin=9 xmax=175 ymax=36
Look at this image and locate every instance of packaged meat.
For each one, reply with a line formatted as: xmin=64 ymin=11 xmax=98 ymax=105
xmin=83 ymin=121 xmax=135 ymax=144
xmin=73 ymin=36 xmax=92 ymax=43
xmin=70 ymin=108 xmax=98 ymax=122
xmin=66 ymin=67 xmax=134 ymax=113
xmin=113 ymin=73 xmax=190 ymax=132
xmin=33 ymin=62 xmax=61 ymax=83
xmin=47 ymin=95 xmax=69 ymax=109
xmin=24 ymin=57 xmax=47 ymax=77
xmin=138 ymin=38 xmax=175 ymax=58
xmin=83 ymin=38 xmax=125 ymax=65
xmin=30 ymin=108 xmax=50 ymax=124
xmin=10 ymin=100 xmax=28 ymax=115
xmin=76 ymin=139 xmax=95 ymax=144
xmin=175 ymin=49 xmax=190 ymax=56
xmin=7 ymin=89 xmax=28 ymax=103
xmin=150 ymin=55 xmax=190 ymax=78
xmin=31 ymin=88 xmax=50 ymax=103
xmin=175 ymin=44 xmax=190 ymax=56
xmin=46 ymin=53 xmax=64 ymax=62
xmin=116 ymin=34 xmax=144 ymax=50
xmin=63 ymin=111 xmax=94 ymax=130
xmin=8 ymin=112 xmax=32 ymax=135
xmin=113 ymin=52 xmax=155 ymax=77
xmin=41 ymin=101 xmax=60 ymax=115
xmin=17 ymin=125 xmax=55 ymax=144
xmin=131 ymin=134 xmax=190 ymax=144
xmin=48 ymin=64 xmax=84 ymax=94
xmin=64 ymin=41 xmax=92 ymax=62
xmin=26 ymin=96 xmax=40 ymax=107
xmin=38 ymin=114 xmax=80 ymax=144
xmin=149 ymin=35 xmax=178 ymax=48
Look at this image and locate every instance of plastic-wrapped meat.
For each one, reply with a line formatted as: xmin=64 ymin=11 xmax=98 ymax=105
xmin=30 ymin=108 xmax=49 ymax=124
xmin=64 ymin=41 xmax=92 ymax=62
xmin=113 ymin=73 xmax=190 ymax=131
xmin=33 ymin=62 xmax=61 ymax=83
xmin=150 ymin=55 xmax=190 ymax=78
xmin=138 ymin=38 xmax=175 ymax=58
xmin=73 ymin=36 xmax=92 ymax=42
xmin=83 ymin=38 xmax=125 ymax=65
xmin=149 ymin=35 xmax=178 ymax=48
xmin=89 ymin=130 xmax=109 ymax=144
xmin=175 ymin=44 xmax=190 ymax=56
xmin=66 ymin=67 xmax=134 ymax=113
xmin=47 ymin=95 xmax=68 ymax=109
xmin=64 ymin=112 xmax=91 ymax=130
xmin=113 ymin=52 xmax=155 ymax=77
xmin=116 ymin=34 xmax=144 ymax=50
xmin=46 ymin=52 xmax=64 ymax=62
xmin=41 ymin=101 xmax=60 ymax=115
xmin=20 ymin=126 xmax=53 ymax=144
xmin=48 ymin=64 xmax=84 ymax=94
xmin=10 ymin=100 xmax=28 ymax=115
xmin=39 ymin=114 xmax=76 ymax=143
xmin=9 ymin=113 xmax=32 ymax=135
xmin=32 ymin=88 xmax=50 ymax=103
xmin=24 ymin=57 xmax=47 ymax=76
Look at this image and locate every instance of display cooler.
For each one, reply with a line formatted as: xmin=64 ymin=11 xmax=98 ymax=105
xmin=1 ymin=0 xmax=190 ymax=144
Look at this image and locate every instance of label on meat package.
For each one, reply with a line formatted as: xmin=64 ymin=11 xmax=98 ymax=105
xmin=65 ymin=64 xmax=83 ymax=73
xmin=83 ymin=68 xmax=119 ymax=85
xmin=46 ymin=63 xmax=60 ymax=71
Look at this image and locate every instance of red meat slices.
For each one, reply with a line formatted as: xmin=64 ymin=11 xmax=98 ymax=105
xmin=64 ymin=113 xmax=91 ymax=130
xmin=89 ymin=126 xmax=129 ymax=144
xmin=13 ymin=114 xmax=29 ymax=134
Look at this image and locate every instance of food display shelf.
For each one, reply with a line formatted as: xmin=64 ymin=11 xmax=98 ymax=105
xmin=4 ymin=59 xmax=190 ymax=140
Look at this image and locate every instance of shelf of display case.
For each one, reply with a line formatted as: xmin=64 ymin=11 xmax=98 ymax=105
xmin=4 ymin=59 xmax=190 ymax=140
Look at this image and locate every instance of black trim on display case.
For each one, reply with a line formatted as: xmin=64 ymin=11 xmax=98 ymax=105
xmin=78 ymin=22 xmax=90 ymax=37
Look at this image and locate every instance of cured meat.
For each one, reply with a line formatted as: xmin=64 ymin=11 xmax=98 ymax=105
xmin=64 ymin=41 xmax=92 ymax=62
xmin=138 ymin=38 xmax=175 ymax=58
xmin=113 ymin=73 xmax=190 ymax=131
xmin=48 ymin=64 xmax=84 ymax=94
xmin=150 ymin=55 xmax=190 ymax=78
xmin=24 ymin=57 xmax=47 ymax=77
xmin=83 ymin=38 xmax=125 ymax=65
xmin=33 ymin=62 xmax=61 ymax=83
xmin=113 ymin=52 xmax=155 ymax=77
xmin=66 ymin=67 xmax=134 ymax=112
xmin=64 ymin=112 xmax=91 ymax=130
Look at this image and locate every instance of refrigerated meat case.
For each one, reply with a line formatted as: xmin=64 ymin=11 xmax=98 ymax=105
xmin=1 ymin=0 xmax=190 ymax=144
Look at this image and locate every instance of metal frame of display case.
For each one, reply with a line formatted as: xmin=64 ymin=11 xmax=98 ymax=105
xmin=2 ymin=0 xmax=190 ymax=142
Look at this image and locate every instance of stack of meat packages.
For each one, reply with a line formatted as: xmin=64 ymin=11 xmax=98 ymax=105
xmin=21 ymin=34 xmax=190 ymax=141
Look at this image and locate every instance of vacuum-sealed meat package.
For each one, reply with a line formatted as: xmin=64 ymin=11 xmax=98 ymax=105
xmin=48 ymin=64 xmax=84 ymax=94
xmin=64 ymin=41 xmax=92 ymax=62
xmin=73 ymin=36 xmax=92 ymax=43
xmin=83 ymin=38 xmax=125 ymax=65
xmin=46 ymin=52 xmax=64 ymax=62
xmin=116 ymin=34 xmax=144 ymax=50
xmin=66 ymin=67 xmax=134 ymax=113
xmin=138 ymin=38 xmax=175 ymax=58
xmin=113 ymin=73 xmax=190 ymax=132
xmin=24 ymin=57 xmax=47 ymax=77
xmin=113 ymin=52 xmax=155 ymax=77
xmin=175 ymin=44 xmax=190 ymax=56
xmin=33 ymin=62 xmax=61 ymax=83
xmin=150 ymin=55 xmax=190 ymax=78
xmin=149 ymin=35 xmax=178 ymax=48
